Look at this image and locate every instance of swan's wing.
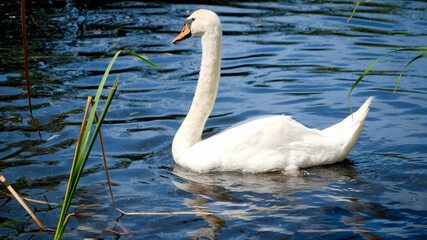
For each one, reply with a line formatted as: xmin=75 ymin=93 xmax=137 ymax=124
xmin=212 ymin=115 xmax=324 ymax=147
xmin=190 ymin=115 xmax=343 ymax=172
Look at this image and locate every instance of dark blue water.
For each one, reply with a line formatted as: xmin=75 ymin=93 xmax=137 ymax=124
xmin=1 ymin=0 xmax=426 ymax=239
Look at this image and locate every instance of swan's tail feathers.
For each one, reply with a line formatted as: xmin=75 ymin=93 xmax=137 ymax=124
xmin=320 ymin=96 xmax=373 ymax=159
xmin=352 ymin=96 xmax=374 ymax=123
xmin=321 ymin=97 xmax=374 ymax=140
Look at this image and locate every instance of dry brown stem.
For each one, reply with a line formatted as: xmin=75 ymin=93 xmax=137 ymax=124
xmin=0 ymin=173 xmax=45 ymax=231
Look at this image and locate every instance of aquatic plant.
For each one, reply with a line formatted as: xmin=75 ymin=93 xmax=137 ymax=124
xmin=346 ymin=2 xmax=426 ymax=106
xmin=347 ymin=1 xmax=361 ymax=23
xmin=0 ymin=174 xmax=45 ymax=231
xmin=53 ymin=50 xmax=158 ymax=240
xmin=19 ymin=0 xmax=41 ymax=137
xmin=348 ymin=47 xmax=427 ymax=112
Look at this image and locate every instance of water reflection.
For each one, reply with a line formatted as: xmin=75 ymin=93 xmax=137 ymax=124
xmin=173 ymin=160 xmax=425 ymax=238
xmin=172 ymin=161 xmax=364 ymax=238
xmin=174 ymin=160 xmax=357 ymax=194
xmin=1 ymin=0 xmax=426 ymax=239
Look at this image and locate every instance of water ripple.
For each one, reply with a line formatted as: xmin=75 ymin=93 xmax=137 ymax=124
xmin=1 ymin=1 xmax=426 ymax=239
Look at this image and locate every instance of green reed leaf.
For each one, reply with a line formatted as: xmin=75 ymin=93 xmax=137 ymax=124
xmin=55 ymin=50 xmax=158 ymax=239
xmin=347 ymin=1 xmax=361 ymax=23
xmin=394 ymin=51 xmax=427 ymax=92
xmin=348 ymin=47 xmax=427 ymax=113
xmin=125 ymin=50 xmax=160 ymax=69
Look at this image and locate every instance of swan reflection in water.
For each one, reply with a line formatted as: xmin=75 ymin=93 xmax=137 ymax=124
xmin=172 ymin=161 xmax=381 ymax=239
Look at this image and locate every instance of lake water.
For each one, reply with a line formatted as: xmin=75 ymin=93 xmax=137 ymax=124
xmin=1 ymin=0 xmax=426 ymax=239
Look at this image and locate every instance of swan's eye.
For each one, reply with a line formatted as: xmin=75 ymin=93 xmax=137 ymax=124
xmin=185 ymin=18 xmax=194 ymax=28
xmin=186 ymin=18 xmax=195 ymax=24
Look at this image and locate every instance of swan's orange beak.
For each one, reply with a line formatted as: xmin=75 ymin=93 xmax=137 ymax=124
xmin=173 ymin=23 xmax=191 ymax=44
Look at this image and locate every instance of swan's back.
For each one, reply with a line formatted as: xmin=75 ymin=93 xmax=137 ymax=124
xmin=176 ymin=97 xmax=374 ymax=173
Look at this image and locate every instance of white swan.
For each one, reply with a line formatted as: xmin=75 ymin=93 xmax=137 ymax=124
xmin=172 ymin=9 xmax=373 ymax=173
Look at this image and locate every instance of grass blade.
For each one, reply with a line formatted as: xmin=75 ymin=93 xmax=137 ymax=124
xmin=347 ymin=1 xmax=361 ymax=23
xmin=54 ymin=96 xmax=92 ymax=239
xmin=55 ymin=50 xmax=157 ymax=239
xmin=75 ymin=51 xmax=122 ymax=170
xmin=125 ymin=50 xmax=160 ymax=69
xmin=54 ymin=51 xmax=122 ymax=240
xmin=54 ymin=78 xmax=119 ymax=239
xmin=394 ymin=51 xmax=427 ymax=92
xmin=69 ymin=75 xmax=119 ymax=198
xmin=348 ymin=47 xmax=427 ymax=113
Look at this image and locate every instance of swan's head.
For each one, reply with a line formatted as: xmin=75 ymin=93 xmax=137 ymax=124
xmin=173 ymin=9 xmax=221 ymax=44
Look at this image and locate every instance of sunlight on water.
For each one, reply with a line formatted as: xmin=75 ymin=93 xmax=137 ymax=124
xmin=0 ymin=0 xmax=426 ymax=239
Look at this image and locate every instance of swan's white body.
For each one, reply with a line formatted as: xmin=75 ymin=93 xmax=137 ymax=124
xmin=172 ymin=9 xmax=373 ymax=173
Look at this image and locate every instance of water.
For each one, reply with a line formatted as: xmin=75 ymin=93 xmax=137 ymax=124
xmin=1 ymin=0 xmax=426 ymax=239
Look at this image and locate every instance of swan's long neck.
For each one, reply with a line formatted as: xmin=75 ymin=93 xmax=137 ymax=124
xmin=173 ymin=25 xmax=222 ymax=156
